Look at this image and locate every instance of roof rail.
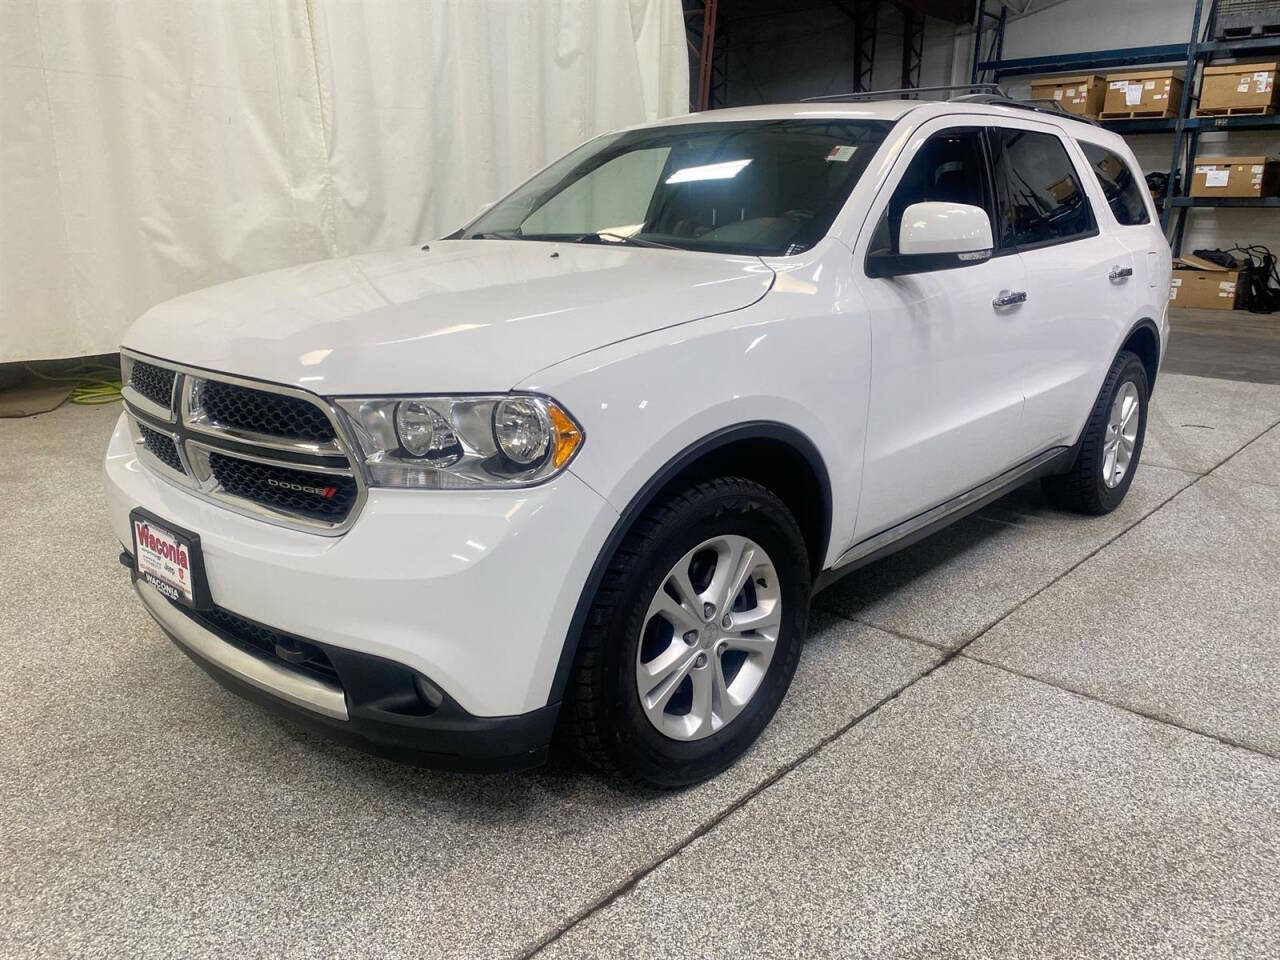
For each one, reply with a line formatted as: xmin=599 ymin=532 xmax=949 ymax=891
xmin=802 ymin=83 xmax=1005 ymax=102
xmin=802 ymin=85 xmax=1101 ymax=127
xmin=950 ymin=93 xmax=1102 ymax=125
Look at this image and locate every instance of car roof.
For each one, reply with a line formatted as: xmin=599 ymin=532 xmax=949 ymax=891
xmin=620 ymin=99 xmax=1134 ymax=155
xmin=626 ymin=101 xmax=919 ymax=128
xmin=626 ymin=99 xmax=1108 ymax=131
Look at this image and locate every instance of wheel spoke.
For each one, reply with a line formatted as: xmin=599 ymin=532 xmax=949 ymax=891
xmin=719 ymin=541 xmax=757 ymax=612
xmin=725 ymin=601 xmax=782 ymax=637
xmin=703 ymin=537 xmax=747 ymax=613
xmin=638 ymin=640 xmax=692 ymax=691
xmin=687 ymin=665 xmax=713 ymax=737
xmin=711 ymin=656 xmax=742 ymax=728
xmin=722 ymin=631 xmax=776 ymax=657
xmin=642 ymin=650 xmax=697 ymax=718
xmin=667 ymin=562 xmax=703 ymax=612
xmin=649 ymin=589 xmax=702 ymax=634
xmin=1121 ymin=395 xmax=1137 ymax=430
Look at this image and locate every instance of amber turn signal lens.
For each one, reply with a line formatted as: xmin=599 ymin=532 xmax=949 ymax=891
xmin=548 ymin=403 xmax=583 ymax=468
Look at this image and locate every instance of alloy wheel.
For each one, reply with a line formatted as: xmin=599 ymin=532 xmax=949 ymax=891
xmin=635 ymin=535 xmax=781 ymax=741
xmin=1102 ymin=380 xmax=1140 ymax=488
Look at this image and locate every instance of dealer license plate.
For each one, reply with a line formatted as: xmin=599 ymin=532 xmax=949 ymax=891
xmin=130 ymin=509 xmax=209 ymax=609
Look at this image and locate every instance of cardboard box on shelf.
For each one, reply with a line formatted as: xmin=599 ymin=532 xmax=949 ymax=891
xmin=1169 ymin=254 xmax=1243 ymax=310
xmin=1028 ymin=74 xmax=1107 ymax=118
xmin=1189 ymin=155 xmax=1280 ymax=198
xmin=1198 ymin=62 xmax=1278 ymax=115
xmin=1101 ymin=69 xmax=1183 ymax=117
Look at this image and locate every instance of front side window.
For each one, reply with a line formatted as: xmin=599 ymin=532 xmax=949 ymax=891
xmin=872 ymin=126 xmax=993 ymax=255
xmin=462 ymin=119 xmax=892 ymax=256
xmin=1079 ymin=141 xmax=1151 ymax=226
xmin=988 ymin=128 xmax=1095 ymax=249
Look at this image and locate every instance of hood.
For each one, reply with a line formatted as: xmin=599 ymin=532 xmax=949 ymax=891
xmin=122 ymin=240 xmax=775 ymax=395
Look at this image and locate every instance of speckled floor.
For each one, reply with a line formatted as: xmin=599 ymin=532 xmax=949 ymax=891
xmin=2 ymin=373 xmax=1278 ymax=960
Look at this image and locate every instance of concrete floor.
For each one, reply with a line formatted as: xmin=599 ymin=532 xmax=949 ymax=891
xmin=1166 ymin=307 xmax=1280 ymax=385
xmin=2 ymin=372 xmax=1278 ymax=959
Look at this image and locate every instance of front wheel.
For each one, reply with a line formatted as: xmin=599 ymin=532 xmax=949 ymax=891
xmin=563 ymin=477 xmax=810 ymax=787
xmin=1042 ymin=350 xmax=1149 ymax=515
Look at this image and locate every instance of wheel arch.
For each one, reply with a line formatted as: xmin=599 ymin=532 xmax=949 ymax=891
xmin=546 ymin=421 xmax=832 ymax=707
xmin=1120 ymin=318 xmax=1161 ymax=395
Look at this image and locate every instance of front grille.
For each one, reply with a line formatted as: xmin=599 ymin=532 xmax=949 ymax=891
xmin=201 ymin=379 xmax=336 ymax=443
xmin=138 ymin=423 xmax=186 ymax=474
xmin=130 ymin=361 xmax=176 ymax=409
xmin=187 ymin=605 xmax=340 ymax=685
xmin=208 ymin=452 xmax=357 ymax=523
xmin=122 ymin=352 xmax=362 ymax=533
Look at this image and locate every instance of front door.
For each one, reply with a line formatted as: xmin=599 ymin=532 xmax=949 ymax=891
xmin=851 ymin=121 xmax=1028 ymax=543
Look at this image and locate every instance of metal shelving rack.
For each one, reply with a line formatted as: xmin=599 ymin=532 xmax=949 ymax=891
xmin=976 ymin=0 xmax=1280 ymax=256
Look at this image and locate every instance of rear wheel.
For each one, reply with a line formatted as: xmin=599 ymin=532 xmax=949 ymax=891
xmin=563 ymin=477 xmax=810 ymax=787
xmin=1042 ymin=350 xmax=1148 ymax=515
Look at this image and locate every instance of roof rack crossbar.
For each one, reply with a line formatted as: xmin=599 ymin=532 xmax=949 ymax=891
xmin=803 ymin=83 xmax=1005 ymax=102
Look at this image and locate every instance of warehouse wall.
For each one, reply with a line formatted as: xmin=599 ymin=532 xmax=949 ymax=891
xmin=996 ymin=0 xmax=1280 ymax=262
xmin=1 ymin=0 xmax=689 ymax=363
xmin=717 ymin=4 xmax=958 ymax=105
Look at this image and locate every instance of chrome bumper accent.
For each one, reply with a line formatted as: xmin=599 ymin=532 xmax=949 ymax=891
xmin=135 ymin=579 xmax=350 ymax=721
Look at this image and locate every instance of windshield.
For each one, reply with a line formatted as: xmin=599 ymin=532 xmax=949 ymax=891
xmin=460 ymin=119 xmax=892 ymax=256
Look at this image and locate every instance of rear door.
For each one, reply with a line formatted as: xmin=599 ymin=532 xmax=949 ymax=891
xmin=1076 ymin=136 xmax=1171 ymax=332
xmin=985 ymin=120 xmax=1135 ymax=456
xmin=850 ymin=120 xmax=1029 ymax=542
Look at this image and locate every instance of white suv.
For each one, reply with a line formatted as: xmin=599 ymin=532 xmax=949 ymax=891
xmin=106 ymin=99 xmax=1169 ymax=786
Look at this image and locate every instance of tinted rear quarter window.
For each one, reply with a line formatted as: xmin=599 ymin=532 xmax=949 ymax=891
xmin=988 ymin=128 xmax=1095 ymax=249
xmin=1078 ymin=141 xmax=1151 ymax=225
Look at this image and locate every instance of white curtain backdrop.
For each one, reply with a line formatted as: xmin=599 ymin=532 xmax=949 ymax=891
xmin=0 ymin=0 xmax=689 ymax=362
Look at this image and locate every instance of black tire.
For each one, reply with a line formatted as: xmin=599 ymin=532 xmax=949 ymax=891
xmin=1041 ymin=350 xmax=1149 ymax=515
xmin=562 ymin=477 xmax=810 ymax=788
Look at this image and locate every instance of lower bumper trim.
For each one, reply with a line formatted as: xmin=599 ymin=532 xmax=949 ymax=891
xmin=132 ymin=573 xmax=559 ymax=772
xmin=135 ymin=578 xmax=349 ymax=720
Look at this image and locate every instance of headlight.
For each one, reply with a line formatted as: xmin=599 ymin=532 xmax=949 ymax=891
xmin=334 ymin=394 xmax=583 ymax=489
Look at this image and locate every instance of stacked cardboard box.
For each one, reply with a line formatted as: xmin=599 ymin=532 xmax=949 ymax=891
xmin=1028 ymin=74 xmax=1107 ymax=118
xmin=1101 ymin=69 xmax=1183 ymax=118
xmin=1198 ymin=62 xmax=1279 ymax=115
xmin=1189 ymin=156 xmax=1280 ymax=198
xmin=1169 ymin=254 xmax=1243 ymax=311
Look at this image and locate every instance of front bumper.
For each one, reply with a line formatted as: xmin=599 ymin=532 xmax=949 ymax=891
xmin=106 ymin=412 xmax=617 ymax=763
xmin=131 ymin=573 xmax=559 ymax=770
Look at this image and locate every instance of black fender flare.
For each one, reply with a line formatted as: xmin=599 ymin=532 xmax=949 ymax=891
xmin=1121 ymin=317 xmax=1162 ymax=392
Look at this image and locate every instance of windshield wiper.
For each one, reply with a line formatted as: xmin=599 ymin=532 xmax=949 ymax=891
xmin=593 ymin=231 xmax=679 ymax=250
xmin=469 ymin=230 xmax=523 ymax=240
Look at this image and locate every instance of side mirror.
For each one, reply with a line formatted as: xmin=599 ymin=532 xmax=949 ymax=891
xmin=866 ymin=202 xmax=994 ymax=279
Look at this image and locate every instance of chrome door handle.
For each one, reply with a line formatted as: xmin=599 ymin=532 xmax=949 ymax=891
xmin=1109 ymin=265 xmax=1134 ymax=281
xmin=992 ymin=289 xmax=1027 ymax=309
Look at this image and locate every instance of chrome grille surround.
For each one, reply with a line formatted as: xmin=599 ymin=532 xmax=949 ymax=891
xmin=119 ymin=348 xmax=366 ymax=535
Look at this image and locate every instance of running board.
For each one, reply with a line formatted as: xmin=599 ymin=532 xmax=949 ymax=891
xmin=814 ymin=446 xmax=1071 ymax=594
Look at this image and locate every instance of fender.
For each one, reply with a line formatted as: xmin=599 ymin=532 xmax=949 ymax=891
xmin=545 ymin=421 xmax=832 ymax=707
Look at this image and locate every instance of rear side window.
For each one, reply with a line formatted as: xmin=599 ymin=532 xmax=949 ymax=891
xmin=988 ymin=128 xmax=1095 ymax=249
xmin=873 ymin=127 xmax=993 ymax=255
xmin=1078 ymin=141 xmax=1151 ymax=225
